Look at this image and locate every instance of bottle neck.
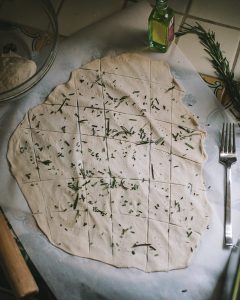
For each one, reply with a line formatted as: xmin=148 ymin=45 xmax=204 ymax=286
xmin=156 ymin=0 xmax=168 ymax=9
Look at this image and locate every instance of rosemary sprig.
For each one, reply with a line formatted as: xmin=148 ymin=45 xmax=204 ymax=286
xmin=176 ymin=22 xmax=240 ymax=110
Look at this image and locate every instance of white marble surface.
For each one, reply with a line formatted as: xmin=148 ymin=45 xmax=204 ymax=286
xmin=0 ymin=2 xmax=240 ymax=299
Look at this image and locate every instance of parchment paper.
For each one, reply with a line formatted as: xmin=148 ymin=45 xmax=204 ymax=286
xmin=1 ymin=2 xmax=240 ymax=299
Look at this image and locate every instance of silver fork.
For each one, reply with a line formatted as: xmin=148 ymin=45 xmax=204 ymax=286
xmin=219 ymin=123 xmax=237 ymax=246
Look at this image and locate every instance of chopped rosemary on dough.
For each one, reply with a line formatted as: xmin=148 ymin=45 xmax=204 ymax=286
xmin=56 ymin=98 xmax=69 ymax=113
xmin=114 ymin=95 xmax=129 ymax=108
xmin=151 ymin=164 xmax=154 ymax=179
xmin=93 ymin=207 xmax=107 ymax=216
xmin=178 ymin=125 xmax=191 ymax=133
xmin=119 ymin=179 xmax=128 ymax=190
xmin=132 ymin=243 xmax=156 ymax=251
xmin=38 ymin=160 xmax=52 ymax=166
xmin=165 ymin=85 xmax=175 ymax=92
xmin=73 ymin=193 xmax=79 ymax=209
xmin=154 ymin=136 xmax=165 ymax=145
xmin=185 ymin=142 xmax=194 ymax=149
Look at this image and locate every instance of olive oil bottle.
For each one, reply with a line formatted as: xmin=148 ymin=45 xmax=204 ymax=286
xmin=148 ymin=0 xmax=175 ymax=52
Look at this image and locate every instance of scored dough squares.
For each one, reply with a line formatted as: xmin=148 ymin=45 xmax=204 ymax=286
xmin=20 ymin=182 xmax=45 ymax=214
xmin=31 ymin=129 xmax=83 ymax=180
xmin=171 ymin=154 xmax=205 ymax=189
xmin=81 ymin=135 xmax=109 ymax=177
xmin=45 ymin=76 xmax=78 ymax=106
xmin=46 ymin=210 xmax=90 ymax=257
xmin=112 ymin=213 xmax=148 ymax=270
xmin=73 ymin=68 xmax=104 ymax=109
xmin=79 ymin=107 xmax=105 ymax=137
xmin=149 ymin=181 xmax=170 ymax=223
xmin=150 ymin=83 xmax=172 ymax=123
xmin=171 ymin=124 xmax=207 ymax=163
xmin=29 ymin=103 xmax=79 ymax=134
xmin=151 ymin=119 xmax=171 ymax=153
xmin=85 ymin=177 xmax=111 ymax=215
xmin=146 ymin=220 xmax=169 ymax=272
xmin=187 ymin=187 xmax=211 ymax=233
xmin=101 ymin=53 xmax=150 ymax=80
xmin=169 ymin=184 xmax=189 ymax=229
xmin=150 ymin=59 xmax=173 ymax=88
xmin=168 ymin=224 xmax=200 ymax=270
xmin=103 ymin=73 xmax=150 ymax=116
xmin=105 ymin=110 xmax=150 ymax=144
xmin=88 ymin=211 xmax=113 ymax=264
xmin=8 ymin=127 xmax=39 ymax=183
xmin=41 ymin=178 xmax=87 ymax=213
xmin=108 ymin=139 xmax=149 ymax=179
xmin=170 ymin=184 xmax=211 ymax=233
xmin=171 ymin=88 xmax=199 ymax=130
xmin=150 ymin=148 xmax=171 ymax=182
xmin=111 ymin=179 xmax=149 ymax=218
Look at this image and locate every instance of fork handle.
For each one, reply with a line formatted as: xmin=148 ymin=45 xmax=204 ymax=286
xmin=225 ymin=166 xmax=233 ymax=246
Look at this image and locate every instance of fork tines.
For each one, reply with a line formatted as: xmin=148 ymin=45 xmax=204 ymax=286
xmin=220 ymin=123 xmax=236 ymax=154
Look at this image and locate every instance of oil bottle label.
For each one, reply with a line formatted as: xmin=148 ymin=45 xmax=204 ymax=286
xmin=168 ymin=17 xmax=175 ymax=43
xmin=152 ymin=21 xmax=166 ymax=45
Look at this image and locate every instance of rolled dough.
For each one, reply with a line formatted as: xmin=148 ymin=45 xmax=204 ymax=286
xmin=7 ymin=52 xmax=211 ymax=272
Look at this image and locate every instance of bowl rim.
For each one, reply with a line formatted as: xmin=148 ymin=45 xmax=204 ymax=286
xmin=0 ymin=0 xmax=58 ymax=103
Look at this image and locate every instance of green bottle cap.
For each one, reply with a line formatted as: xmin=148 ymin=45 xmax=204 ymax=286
xmin=156 ymin=0 xmax=168 ymax=8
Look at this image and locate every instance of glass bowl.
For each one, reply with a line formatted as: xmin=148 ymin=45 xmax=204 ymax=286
xmin=0 ymin=0 xmax=58 ymax=103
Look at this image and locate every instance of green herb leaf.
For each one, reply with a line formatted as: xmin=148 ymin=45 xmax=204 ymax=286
xmin=73 ymin=193 xmax=79 ymax=209
xmin=38 ymin=160 xmax=52 ymax=166
xmin=185 ymin=142 xmax=194 ymax=149
xmin=176 ymin=22 xmax=240 ymax=110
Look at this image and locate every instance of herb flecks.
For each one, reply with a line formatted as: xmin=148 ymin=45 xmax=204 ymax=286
xmin=154 ymin=136 xmax=165 ymax=145
xmin=172 ymin=133 xmax=179 ymax=141
xmin=165 ymin=85 xmax=175 ymax=93
xmin=67 ymin=179 xmax=85 ymax=211
xmin=185 ymin=142 xmax=194 ymax=149
xmin=151 ymin=98 xmax=160 ymax=110
xmin=132 ymin=243 xmax=156 ymax=251
xmin=68 ymin=179 xmax=80 ymax=192
xmin=38 ymin=160 xmax=52 ymax=166
xmin=112 ymin=126 xmax=135 ymax=138
xmin=151 ymin=164 xmax=154 ymax=179
xmin=114 ymin=95 xmax=129 ymax=108
xmin=19 ymin=141 xmax=28 ymax=154
xmin=73 ymin=193 xmax=79 ymax=210
xmin=119 ymin=179 xmax=128 ymax=190
xmin=25 ymin=173 xmax=31 ymax=179
xmin=93 ymin=207 xmax=107 ymax=216
xmin=56 ymin=97 xmax=70 ymax=113
xmin=178 ymin=125 xmax=192 ymax=133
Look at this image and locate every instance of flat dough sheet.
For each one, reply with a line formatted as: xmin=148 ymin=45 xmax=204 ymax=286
xmin=7 ymin=52 xmax=211 ymax=272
